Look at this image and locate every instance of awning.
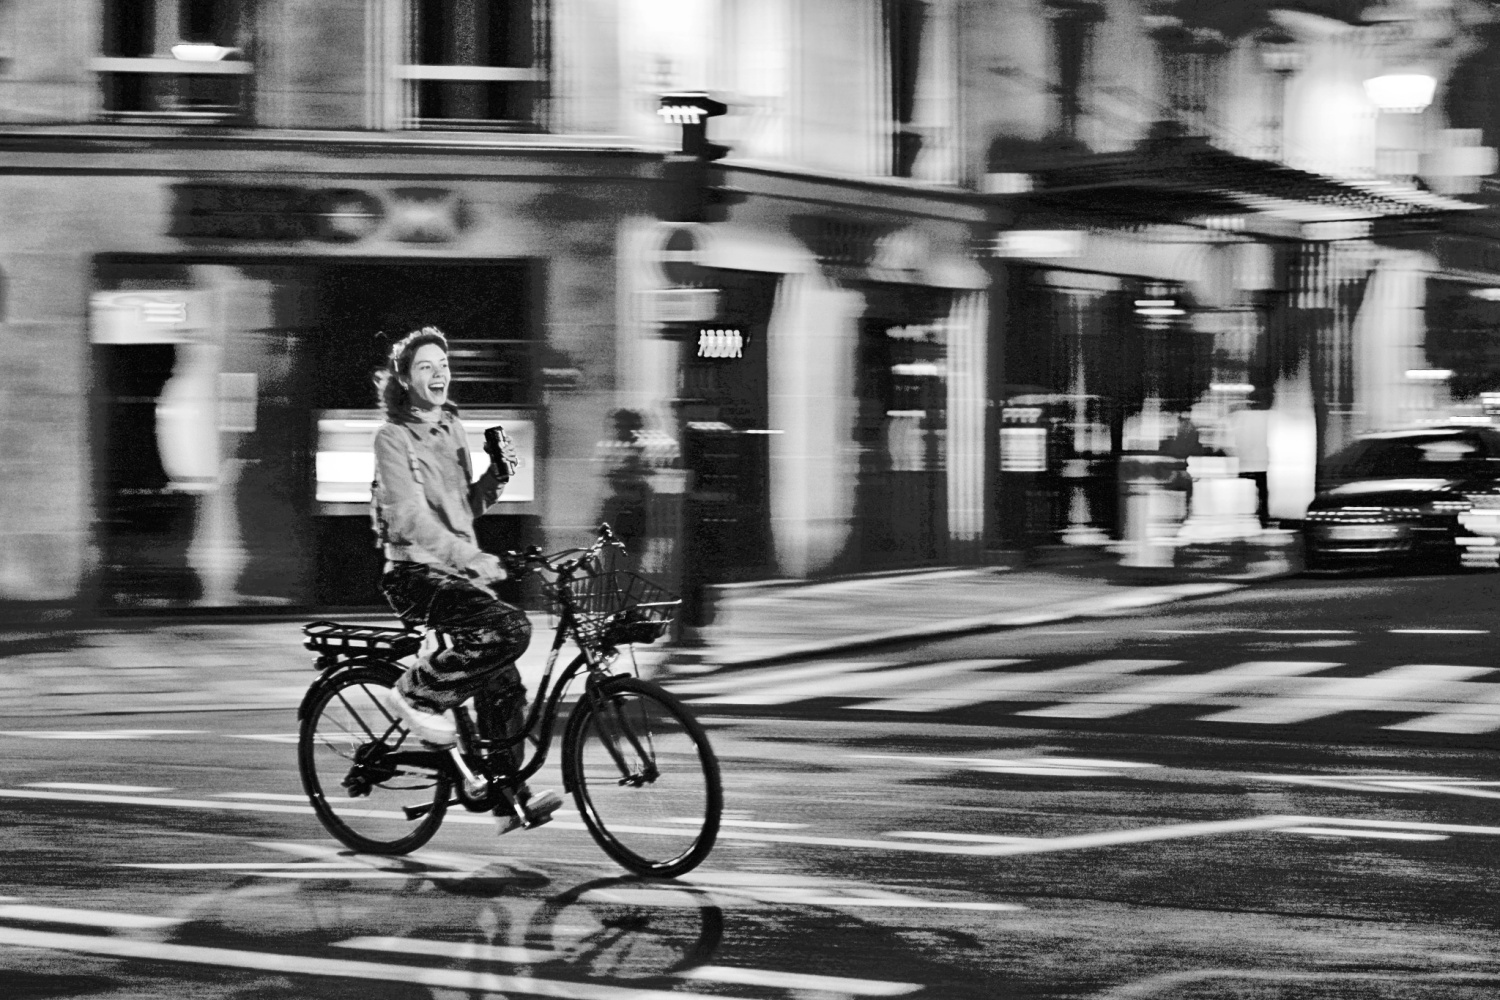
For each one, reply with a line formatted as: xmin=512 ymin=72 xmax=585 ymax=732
xmin=1000 ymin=136 xmax=1477 ymax=224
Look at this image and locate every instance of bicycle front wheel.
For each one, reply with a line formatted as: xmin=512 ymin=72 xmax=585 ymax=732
xmin=563 ymin=677 xmax=722 ymax=878
xmin=298 ymin=665 xmax=450 ymax=855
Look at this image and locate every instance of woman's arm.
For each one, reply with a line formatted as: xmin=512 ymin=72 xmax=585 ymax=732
xmin=373 ymin=425 xmax=484 ymax=569
xmin=470 ymin=463 xmax=507 ymax=516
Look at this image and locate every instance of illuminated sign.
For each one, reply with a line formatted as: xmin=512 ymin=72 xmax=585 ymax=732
xmin=315 ymin=409 xmax=536 ymax=508
xmin=991 ymin=230 xmax=1083 ymax=258
xmin=697 ymin=328 xmax=744 ymax=359
xmin=90 ymin=290 xmax=206 ymax=344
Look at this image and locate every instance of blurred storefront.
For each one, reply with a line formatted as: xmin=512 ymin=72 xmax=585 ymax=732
xmin=0 ymin=150 xmax=642 ymax=613
xmin=986 ymin=132 xmax=1471 ymax=548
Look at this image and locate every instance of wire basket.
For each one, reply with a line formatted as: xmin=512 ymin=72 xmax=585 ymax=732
xmin=557 ymin=571 xmax=680 ymax=647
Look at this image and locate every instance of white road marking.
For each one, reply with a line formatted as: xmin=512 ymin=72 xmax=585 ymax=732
xmin=334 ymin=936 xmax=551 ymax=965
xmin=0 ymin=926 xmax=736 ymax=1000
xmin=689 ymin=659 xmax=1006 ymax=706
xmin=0 ymin=903 xmax=182 ymax=931
xmin=10 ymin=786 xmax=1497 ymax=861
xmin=120 ymin=863 xmax=367 ymax=871
xmin=679 ymin=964 xmax=921 ymax=995
xmin=25 ymin=782 xmax=172 ymax=794
xmin=670 ymin=818 xmax=807 ymax=829
xmin=1258 ymin=630 xmax=1354 ymax=635
xmin=882 ymin=831 xmax=1039 ymax=844
xmin=1016 ymin=660 xmax=1340 ymax=720
xmin=1280 ymin=826 xmax=1447 ymax=841
xmin=1388 ymin=629 xmax=1488 ymax=635
xmin=669 ymin=661 xmax=893 ymax=697
xmin=1199 ymin=664 xmax=1496 ymax=725
xmin=0 ymin=730 xmax=203 ymax=740
xmin=852 ymin=753 xmax=1159 ymax=778
xmin=230 ymin=734 xmax=301 ymax=744
xmin=850 ymin=659 xmax=1173 ymax=713
xmin=216 ymin=793 xmax=313 ymax=801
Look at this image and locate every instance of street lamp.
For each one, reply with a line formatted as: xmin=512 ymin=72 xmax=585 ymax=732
xmin=1363 ymin=71 xmax=1436 ymax=114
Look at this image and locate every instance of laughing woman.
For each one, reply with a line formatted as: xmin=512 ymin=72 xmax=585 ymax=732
xmin=369 ymin=326 xmax=561 ymax=833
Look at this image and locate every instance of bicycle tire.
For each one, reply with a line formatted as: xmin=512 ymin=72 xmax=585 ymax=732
xmin=562 ymin=676 xmax=722 ymax=878
xmin=298 ymin=664 xmax=450 ymax=855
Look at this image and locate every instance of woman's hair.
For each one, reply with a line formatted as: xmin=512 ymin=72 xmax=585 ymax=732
xmin=374 ymin=326 xmax=449 ymax=419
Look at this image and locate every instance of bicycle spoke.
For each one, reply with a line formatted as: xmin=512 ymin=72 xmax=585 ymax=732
xmin=568 ymin=680 xmax=720 ymax=877
xmin=298 ymin=667 xmax=449 ymax=855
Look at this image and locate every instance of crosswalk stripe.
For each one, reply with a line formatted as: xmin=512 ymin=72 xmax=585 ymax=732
xmin=848 ymin=659 xmax=1174 ymax=714
xmin=1383 ymin=682 xmax=1500 ymax=734
xmin=669 ymin=661 xmax=890 ymax=697
xmin=688 ymin=660 xmax=1009 ymax=706
xmin=1016 ymin=661 xmax=1340 ymax=720
xmin=1197 ymin=664 xmax=1496 ymax=725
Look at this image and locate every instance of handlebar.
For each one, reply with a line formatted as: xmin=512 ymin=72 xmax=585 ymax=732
xmin=499 ymin=522 xmax=626 ymax=580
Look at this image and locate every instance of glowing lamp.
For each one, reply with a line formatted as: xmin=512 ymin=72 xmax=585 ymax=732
xmin=1363 ymin=72 xmax=1436 ymax=113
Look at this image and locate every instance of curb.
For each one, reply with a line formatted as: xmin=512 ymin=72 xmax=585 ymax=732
xmin=685 ymin=577 xmax=1273 ymax=669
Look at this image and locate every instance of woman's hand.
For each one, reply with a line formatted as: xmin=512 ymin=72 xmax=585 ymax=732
xmin=463 ymin=552 xmax=509 ymax=586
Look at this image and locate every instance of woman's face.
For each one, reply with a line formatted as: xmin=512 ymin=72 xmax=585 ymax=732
xmin=403 ymin=343 xmax=450 ymax=411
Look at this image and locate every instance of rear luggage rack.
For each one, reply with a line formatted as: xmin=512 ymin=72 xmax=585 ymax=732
xmin=302 ymin=620 xmax=421 ymax=660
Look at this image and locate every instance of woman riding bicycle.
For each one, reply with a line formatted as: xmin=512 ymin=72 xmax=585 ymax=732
xmin=369 ymin=326 xmax=562 ymax=833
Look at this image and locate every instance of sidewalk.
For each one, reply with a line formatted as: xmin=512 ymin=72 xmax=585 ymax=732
xmin=0 ymin=553 xmax=1295 ymax=719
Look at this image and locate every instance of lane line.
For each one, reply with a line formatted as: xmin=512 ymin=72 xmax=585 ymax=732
xmin=120 ymin=863 xmax=367 ymax=871
xmin=11 ymin=786 xmax=1500 ymax=859
xmin=882 ymin=832 xmax=1040 ymax=844
xmin=0 ymin=730 xmax=204 ymax=740
xmin=334 ymin=935 xmax=551 ymax=965
xmin=1280 ymin=826 xmax=1447 ymax=841
xmin=0 ymin=926 xmax=736 ymax=1000
xmin=0 ymin=903 xmax=182 ymax=930
xmin=1388 ymin=629 xmax=1489 ymax=635
xmin=216 ymin=793 xmax=316 ymax=801
xmin=25 ymin=782 xmax=173 ymax=794
xmin=679 ymin=964 xmax=921 ymax=995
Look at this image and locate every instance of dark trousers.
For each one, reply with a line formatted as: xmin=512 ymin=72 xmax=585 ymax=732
xmin=380 ymin=561 xmax=532 ymax=768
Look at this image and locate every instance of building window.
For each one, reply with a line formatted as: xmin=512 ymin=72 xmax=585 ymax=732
xmin=884 ymin=0 xmax=926 ymax=177
xmin=401 ymin=0 xmax=547 ymax=130
xmin=96 ymin=0 xmax=252 ymax=123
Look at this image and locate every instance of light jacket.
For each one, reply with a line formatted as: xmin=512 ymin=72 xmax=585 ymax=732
xmin=370 ymin=404 xmax=506 ymax=572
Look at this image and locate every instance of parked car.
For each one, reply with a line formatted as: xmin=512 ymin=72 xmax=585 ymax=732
xmin=1303 ymin=426 xmax=1500 ymax=570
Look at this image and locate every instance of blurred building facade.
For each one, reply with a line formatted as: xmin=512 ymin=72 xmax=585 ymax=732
xmin=0 ymin=0 xmax=1495 ymax=615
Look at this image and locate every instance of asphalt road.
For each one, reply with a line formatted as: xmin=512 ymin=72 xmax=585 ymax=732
xmin=1 ymin=570 xmax=1499 ymax=999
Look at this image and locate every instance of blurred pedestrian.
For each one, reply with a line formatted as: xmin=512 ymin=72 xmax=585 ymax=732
xmin=369 ymin=325 xmax=561 ymax=832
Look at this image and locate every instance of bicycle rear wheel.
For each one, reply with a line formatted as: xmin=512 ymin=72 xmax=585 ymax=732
xmin=563 ymin=677 xmax=721 ymax=878
xmin=298 ymin=665 xmax=450 ymax=855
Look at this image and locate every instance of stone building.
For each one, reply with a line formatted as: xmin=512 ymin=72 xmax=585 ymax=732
xmin=0 ymin=0 xmax=1490 ymax=617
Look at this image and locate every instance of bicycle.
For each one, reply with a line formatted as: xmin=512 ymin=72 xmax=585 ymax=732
xmin=295 ymin=523 xmax=723 ymax=879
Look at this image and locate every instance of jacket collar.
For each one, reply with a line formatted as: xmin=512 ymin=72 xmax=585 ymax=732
xmin=391 ymin=402 xmax=461 ymax=428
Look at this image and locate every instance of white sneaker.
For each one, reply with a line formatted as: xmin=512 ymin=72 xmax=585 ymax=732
xmin=384 ymin=686 xmax=457 ymax=747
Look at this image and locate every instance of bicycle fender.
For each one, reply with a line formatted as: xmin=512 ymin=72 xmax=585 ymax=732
xmin=296 ymin=657 xmax=403 ymax=721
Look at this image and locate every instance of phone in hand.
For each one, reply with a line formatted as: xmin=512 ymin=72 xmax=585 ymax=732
xmin=483 ymin=425 xmax=519 ymax=477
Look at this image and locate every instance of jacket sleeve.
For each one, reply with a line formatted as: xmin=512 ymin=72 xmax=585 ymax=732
xmin=372 ymin=425 xmax=483 ymax=570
